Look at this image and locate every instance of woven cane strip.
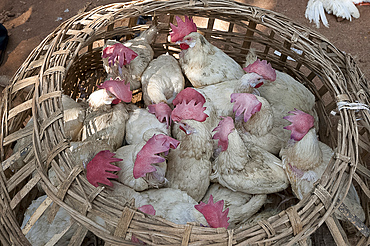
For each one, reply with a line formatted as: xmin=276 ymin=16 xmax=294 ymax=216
xmin=286 ymin=207 xmax=303 ymax=236
xmin=314 ymin=184 xmax=332 ymax=210
xmin=227 ymin=229 xmax=234 ymax=246
xmin=47 ymin=165 xmax=84 ymax=223
xmin=181 ymin=223 xmax=193 ymax=246
xmin=113 ymin=207 xmax=136 ymax=238
xmin=257 ymin=220 xmax=275 ymax=246
xmin=257 ymin=220 xmax=276 ymax=238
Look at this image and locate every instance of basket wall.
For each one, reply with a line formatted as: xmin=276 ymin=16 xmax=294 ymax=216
xmin=0 ymin=0 xmax=369 ymax=245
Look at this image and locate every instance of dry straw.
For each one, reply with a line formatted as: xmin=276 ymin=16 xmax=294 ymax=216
xmin=1 ymin=0 xmax=369 ymax=245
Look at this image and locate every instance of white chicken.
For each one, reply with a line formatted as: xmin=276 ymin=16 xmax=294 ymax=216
xmin=143 ymin=188 xmax=230 ymax=228
xmin=12 ymin=94 xmax=85 ymax=170
xmin=86 ymin=89 xmax=117 ymax=111
xmin=231 ymin=93 xmax=289 ymax=155
xmin=87 ymin=74 xmax=133 ymax=112
xmin=21 ymin=195 xmax=78 ymax=246
xmin=202 ymin=183 xmax=267 ymax=228
xmin=115 ymin=134 xmax=179 ymax=191
xmin=116 ymin=142 xmax=157 ymax=192
xmin=139 ymin=188 xmax=208 ymax=226
xmin=61 ymin=94 xmax=86 ymax=141
xmin=103 ymin=25 xmax=158 ymax=90
xmin=141 ymin=53 xmax=185 ymax=106
xmin=193 ymin=58 xmax=275 ymax=119
xmin=305 ymin=0 xmax=369 ymax=27
xmin=170 ymin=16 xmax=245 ymax=88
xmin=125 ymin=105 xmax=170 ymax=145
xmin=48 ymin=138 xmax=115 ymax=188
xmin=166 ymin=89 xmax=216 ymax=202
xmin=244 ymin=56 xmax=320 ymax=132
xmin=82 ymin=102 xmax=129 ymax=151
xmin=211 ymin=117 xmax=289 ymax=194
xmin=280 ymin=110 xmax=365 ymax=221
xmin=21 ymin=195 xmax=105 ymax=246
xmin=84 ymin=76 xmax=133 ymax=152
xmin=105 ymin=182 xmax=229 ymax=229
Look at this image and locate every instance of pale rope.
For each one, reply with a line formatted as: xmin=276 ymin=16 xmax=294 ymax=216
xmin=337 ymin=101 xmax=370 ymax=112
xmin=331 ymin=101 xmax=370 ymax=116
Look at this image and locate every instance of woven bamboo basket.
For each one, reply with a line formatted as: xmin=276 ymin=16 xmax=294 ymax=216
xmin=1 ymin=0 xmax=369 ymax=245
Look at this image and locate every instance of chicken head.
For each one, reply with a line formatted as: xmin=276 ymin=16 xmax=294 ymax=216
xmin=283 ymin=109 xmax=315 ymax=141
xmin=133 ymin=134 xmax=180 ymax=179
xmin=170 ymin=16 xmax=197 ymax=43
xmin=148 ymin=102 xmax=173 ymax=128
xmin=171 ymin=99 xmax=208 ymax=123
xmin=171 ymin=87 xmax=209 ymax=130
xmin=102 ymin=43 xmax=138 ymax=68
xmin=231 ymin=93 xmax=262 ymax=122
xmin=173 ymin=87 xmax=206 ymax=106
xmin=194 ymin=195 xmax=230 ymax=229
xmin=98 ymin=78 xmax=132 ymax=103
xmin=87 ymin=89 xmax=116 ymax=110
xmin=86 ymin=150 xmax=122 ymax=187
xmin=243 ymin=59 xmax=276 ymax=87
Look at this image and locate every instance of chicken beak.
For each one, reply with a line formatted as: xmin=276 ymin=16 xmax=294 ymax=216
xmin=104 ymin=91 xmax=117 ymax=104
xmin=177 ymin=122 xmax=196 ymax=135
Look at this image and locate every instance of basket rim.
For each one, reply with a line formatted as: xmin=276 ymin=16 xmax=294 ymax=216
xmin=1 ymin=0 xmax=369 ymax=245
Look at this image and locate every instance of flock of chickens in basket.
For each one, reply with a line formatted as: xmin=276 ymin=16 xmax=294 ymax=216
xmin=18 ymin=16 xmax=365 ymax=245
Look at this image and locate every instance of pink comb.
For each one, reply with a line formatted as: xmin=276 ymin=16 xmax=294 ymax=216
xmin=172 ymin=87 xmax=206 ymax=107
xmin=171 ymin=99 xmax=208 ymax=122
xmin=98 ymin=79 xmax=132 ymax=103
xmin=194 ymin=195 xmax=230 ymax=229
xmin=155 ymin=134 xmax=180 ymax=153
xmin=212 ymin=117 xmax=235 ymax=152
xmin=243 ymin=59 xmax=276 ymax=82
xmin=170 ymin=16 xmax=197 ymax=42
xmin=283 ymin=109 xmax=315 ymax=141
xmin=102 ymin=43 xmax=138 ymax=68
xmin=134 ymin=134 xmax=179 ymax=179
xmin=148 ymin=103 xmax=173 ymax=128
xmin=86 ymin=150 xmax=122 ymax=187
xmin=230 ymin=93 xmax=262 ymax=122
xmin=138 ymin=204 xmax=156 ymax=215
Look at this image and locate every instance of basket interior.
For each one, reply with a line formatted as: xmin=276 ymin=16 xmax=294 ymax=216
xmin=1 ymin=1 xmax=369 ymax=245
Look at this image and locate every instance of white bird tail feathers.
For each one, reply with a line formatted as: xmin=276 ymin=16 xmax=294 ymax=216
xmin=305 ymin=0 xmax=361 ymax=28
xmin=244 ymin=48 xmax=258 ymax=68
xmin=137 ymin=24 xmax=159 ymax=45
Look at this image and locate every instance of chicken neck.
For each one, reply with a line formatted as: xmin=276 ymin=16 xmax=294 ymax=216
xmin=282 ymin=128 xmax=323 ymax=174
xmin=214 ymin=129 xmax=250 ymax=172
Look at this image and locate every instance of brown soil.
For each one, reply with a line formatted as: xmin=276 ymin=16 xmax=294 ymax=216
xmin=0 ymin=1 xmax=368 ymax=244
xmin=0 ymin=0 xmax=369 ymax=84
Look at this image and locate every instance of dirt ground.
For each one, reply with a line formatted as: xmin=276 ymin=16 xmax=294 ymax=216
xmin=0 ymin=0 xmax=369 ymax=84
xmin=0 ymin=1 xmax=368 ymax=245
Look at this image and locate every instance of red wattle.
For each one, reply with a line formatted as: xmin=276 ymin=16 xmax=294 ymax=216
xmin=112 ymin=98 xmax=121 ymax=104
xmin=254 ymin=82 xmax=263 ymax=88
xmin=180 ymin=43 xmax=190 ymax=50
